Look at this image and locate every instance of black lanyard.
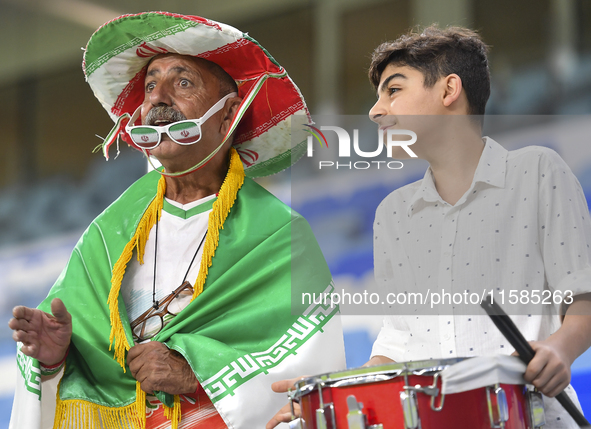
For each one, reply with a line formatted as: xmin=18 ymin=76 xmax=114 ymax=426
xmin=152 ymin=219 xmax=208 ymax=309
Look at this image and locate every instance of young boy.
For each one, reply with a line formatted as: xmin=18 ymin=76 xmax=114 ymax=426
xmin=267 ymin=25 xmax=591 ymax=429
xmin=365 ymin=25 xmax=591 ymax=427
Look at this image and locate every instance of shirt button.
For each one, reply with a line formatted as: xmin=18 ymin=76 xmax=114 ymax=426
xmin=443 ymin=333 xmax=451 ymax=340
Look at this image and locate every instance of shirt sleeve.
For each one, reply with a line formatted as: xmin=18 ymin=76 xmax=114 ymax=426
xmin=538 ymin=148 xmax=591 ymax=298
xmin=370 ymin=316 xmax=411 ymax=362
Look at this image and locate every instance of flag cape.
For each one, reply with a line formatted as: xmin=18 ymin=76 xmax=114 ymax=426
xmin=10 ymin=160 xmax=345 ymax=428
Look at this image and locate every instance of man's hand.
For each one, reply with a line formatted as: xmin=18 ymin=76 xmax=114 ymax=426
xmin=266 ymin=376 xmax=307 ymax=429
xmin=127 ymin=342 xmax=198 ymax=395
xmin=8 ymin=298 xmax=72 ymax=366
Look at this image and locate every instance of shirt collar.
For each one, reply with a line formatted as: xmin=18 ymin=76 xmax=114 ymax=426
xmin=472 ymin=137 xmax=508 ymax=189
xmin=406 ymin=169 xmax=442 ymax=217
xmin=406 ymin=137 xmax=508 ymax=217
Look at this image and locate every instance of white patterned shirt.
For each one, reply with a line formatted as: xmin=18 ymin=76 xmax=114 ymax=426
xmin=371 ymin=137 xmax=591 ymax=427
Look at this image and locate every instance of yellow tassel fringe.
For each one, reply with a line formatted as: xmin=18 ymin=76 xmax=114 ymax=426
xmin=136 ymin=381 xmax=146 ymax=428
xmin=107 ymin=175 xmax=166 ymax=370
xmin=163 ymin=395 xmax=181 ymax=429
xmin=192 ymin=147 xmax=245 ymax=300
xmin=53 ymin=396 xmax=147 ymax=429
xmin=97 ymin=148 xmax=244 ymax=429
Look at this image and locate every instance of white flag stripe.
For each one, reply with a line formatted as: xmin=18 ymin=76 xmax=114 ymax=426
xmin=213 ymin=315 xmax=346 ymax=429
xmin=0 ymin=355 xmax=17 ymax=397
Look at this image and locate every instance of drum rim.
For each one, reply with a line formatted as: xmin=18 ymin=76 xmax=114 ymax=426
xmin=290 ymin=357 xmax=470 ymax=398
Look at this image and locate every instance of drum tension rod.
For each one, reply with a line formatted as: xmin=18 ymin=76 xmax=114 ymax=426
xmin=402 ymin=373 xmax=445 ymax=411
xmin=315 ymin=383 xmax=336 ymax=429
xmin=287 ymin=388 xmax=306 ymax=429
xmin=288 ymin=394 xmax=298 ymax=421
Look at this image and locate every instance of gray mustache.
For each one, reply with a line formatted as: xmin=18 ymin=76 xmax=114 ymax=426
xmin=145 ymin=106 xmax=187 ymax=126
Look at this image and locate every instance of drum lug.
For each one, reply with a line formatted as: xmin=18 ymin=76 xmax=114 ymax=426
xmin=346 ymin=395 xmax=367 ymax=429
xmin=526 ymin=387 xmax=546 ymax=428
xmin=316 ymin=403 xmax=336 ymax=429
xmin=486 ymin=384 xmax=509 ymax=428
xmin=429 ymin=372 xmax=444 ymax=411
xmin=315 ymin=382 xmax=336 ymax=429
xmin=400 ymin=390 xmax=420 ymax=429
xmin=403 ymin=372 xmax=445 ymax=412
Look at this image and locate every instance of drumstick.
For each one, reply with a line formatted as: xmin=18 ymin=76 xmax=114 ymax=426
xmin=480 ymin=296 xmax=591 ymax=428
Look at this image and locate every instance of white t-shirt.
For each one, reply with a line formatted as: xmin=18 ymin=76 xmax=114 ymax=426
xmin=121 ymin=194 xmax=215 ymax=327
xmin=371 ymin=137 xmax=591 ymax=427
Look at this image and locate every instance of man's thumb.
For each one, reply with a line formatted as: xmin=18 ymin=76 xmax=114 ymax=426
xmin=51 ymin=298 xmax=71 ymax=323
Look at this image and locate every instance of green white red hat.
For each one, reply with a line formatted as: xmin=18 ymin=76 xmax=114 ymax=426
xmin=83 ymin=11 xmax=310 ymax=177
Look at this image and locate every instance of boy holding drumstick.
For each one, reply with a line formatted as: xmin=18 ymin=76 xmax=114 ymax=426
xmin=268 ymin=25 xmax=591 ymax=428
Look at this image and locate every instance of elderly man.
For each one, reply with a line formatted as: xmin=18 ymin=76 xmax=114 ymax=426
xmin=9 ymin=12 xmax=345 ymax=429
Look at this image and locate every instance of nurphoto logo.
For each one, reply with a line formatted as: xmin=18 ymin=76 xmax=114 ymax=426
xmin=304 ymin=124 xmax=417 ymax=170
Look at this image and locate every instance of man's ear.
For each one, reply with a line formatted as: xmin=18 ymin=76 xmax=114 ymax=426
xmin=442 ymin=74 xmax=463 ymax=108
xmin=220 ymin=96 xmax=243 ymax=137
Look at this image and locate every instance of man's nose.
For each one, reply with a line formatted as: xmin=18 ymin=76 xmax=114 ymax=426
xmin=149 ymin=81 xmax=174 ymax=106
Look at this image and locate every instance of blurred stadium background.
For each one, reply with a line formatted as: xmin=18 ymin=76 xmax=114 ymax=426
xmin=1 ymin=0 xmax=591 ymax=426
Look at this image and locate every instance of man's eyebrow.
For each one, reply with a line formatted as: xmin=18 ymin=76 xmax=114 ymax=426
xmin=170 ymin=66 xmax=195 ymax=75
xmin=146 ymin=68 xmax=160 ymax=78
xmin=146 ymin=66 xmax=198 ymax=78
xmin=377 ymin=72 xmax=407 ymax=96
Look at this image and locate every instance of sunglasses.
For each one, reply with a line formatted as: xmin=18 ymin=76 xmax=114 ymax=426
xmin=125 ymin=92 xmax=237 ymax=149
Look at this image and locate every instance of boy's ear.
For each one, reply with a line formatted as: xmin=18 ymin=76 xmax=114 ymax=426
xmin=442 ymin=73 xmax=463 ymax=107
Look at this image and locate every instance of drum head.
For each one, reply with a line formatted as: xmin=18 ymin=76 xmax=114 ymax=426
xmin=290 ymin=357 xmax=470 ymax=400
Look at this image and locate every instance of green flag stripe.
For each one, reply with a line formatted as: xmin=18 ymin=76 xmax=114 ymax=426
xmin=200 ymin=302 xmax=337 ymax=402
xmin=162 ymin=197 xmax=217 ymax=219
xmin=16 ymin=349 xmax=41 ymax=399
xmin=85 ymin=15 xmax=199 ymax=76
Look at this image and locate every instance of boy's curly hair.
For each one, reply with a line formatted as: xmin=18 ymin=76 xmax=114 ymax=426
xmin=369 ymin=25 xmax=490 ymax=115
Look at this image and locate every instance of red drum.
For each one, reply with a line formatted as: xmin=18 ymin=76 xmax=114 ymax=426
xmin=288 ymin=358 xmax=545 ymax=429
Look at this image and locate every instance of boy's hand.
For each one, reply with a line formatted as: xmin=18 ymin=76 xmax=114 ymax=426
xmin=515 ymin=338 xmax=572 ymax=398
xmin=516 ymin=293 xmax=591 ymax=397
xmin=511 ymin=293 xmax=591 ymax=398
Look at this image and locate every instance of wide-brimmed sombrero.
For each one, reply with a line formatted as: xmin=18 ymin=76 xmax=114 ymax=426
xmin=83 ymin=11 xmax=310 ymax=177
